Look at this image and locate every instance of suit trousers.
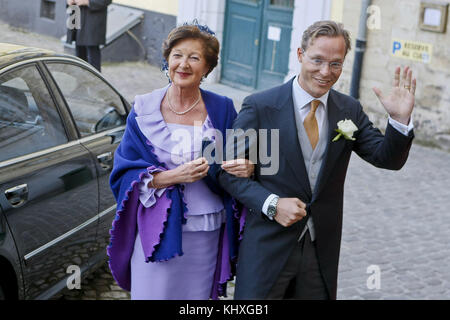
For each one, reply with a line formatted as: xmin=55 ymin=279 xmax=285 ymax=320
xmin=266 ymin=230 xmax=329 ymax=299
xmin=76 ymin=45 xmax=101 ymax=72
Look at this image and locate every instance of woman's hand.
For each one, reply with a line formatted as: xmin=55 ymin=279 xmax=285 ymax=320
xmin=151 ymin=157 xmax=210 ymax=189
xmin=172 ymin=157 xmax=210 ymax=184
xmin=221 ymin=159 xmax=254 ymax=178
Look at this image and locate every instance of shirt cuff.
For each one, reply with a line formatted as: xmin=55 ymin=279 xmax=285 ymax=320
xmin=388 ymin=116 xmax=414 ymax=136
xmin=262 ymin=193 xmax=278 ymax=220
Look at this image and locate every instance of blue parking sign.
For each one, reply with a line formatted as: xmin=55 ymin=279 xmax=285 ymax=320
xmin=393 ymin=41 xmax=402 ymax=54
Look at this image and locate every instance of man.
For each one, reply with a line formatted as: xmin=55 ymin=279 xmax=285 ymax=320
xmin=218 ymin=20 xmax=415 ymax=300
xmin=66 ymin=0 xmax=111 ymax=72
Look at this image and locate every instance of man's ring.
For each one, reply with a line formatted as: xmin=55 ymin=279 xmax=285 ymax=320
xmin=404 ymin=85 xmax=411 ymax=90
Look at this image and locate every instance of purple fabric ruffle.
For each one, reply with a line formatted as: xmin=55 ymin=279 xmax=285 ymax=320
xmin=210 ymin=200 xmax=247 ymax=299
xmin=137 ymin=190 xmax=176 ymax=262
xmin=108 ymin=162 xmax=174 ymax=289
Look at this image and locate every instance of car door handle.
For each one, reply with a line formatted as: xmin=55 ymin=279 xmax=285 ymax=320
xmin=5 ymin=184 xmax=28 ymax=207
xmin=108 ymin=131 xmax=124 ymax=144
xmin=97 ymin=152 xmax=113 ymax=170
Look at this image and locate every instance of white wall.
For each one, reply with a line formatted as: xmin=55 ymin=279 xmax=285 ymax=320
xmin=177 ymin=0 xmax=226 ymax=83
xmin=285 ymin=0 xmax=332 ymax=81
xmin=112 ymin=0 xmax=178 ymax=15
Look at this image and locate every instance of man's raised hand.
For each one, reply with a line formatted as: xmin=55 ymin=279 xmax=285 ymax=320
xmin=372 ymin=66 xmax=416 ymax=125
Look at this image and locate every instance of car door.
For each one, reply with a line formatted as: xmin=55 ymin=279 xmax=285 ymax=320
xmin=44 ymin=61 xmax=128 ymax=261
xmin=0 ymin=63 xmax=99 ymax=299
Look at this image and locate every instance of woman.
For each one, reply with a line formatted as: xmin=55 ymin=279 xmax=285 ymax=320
xmin=107 ymin=23 xmax=251 ymax=300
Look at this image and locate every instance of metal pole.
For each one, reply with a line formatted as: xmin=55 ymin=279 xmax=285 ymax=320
xmin=350 ymin=0 xmax=372 ymax=99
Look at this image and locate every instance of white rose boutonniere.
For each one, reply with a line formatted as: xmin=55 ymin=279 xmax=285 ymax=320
xmin=332 ymin=119 xmax=358 ymax=142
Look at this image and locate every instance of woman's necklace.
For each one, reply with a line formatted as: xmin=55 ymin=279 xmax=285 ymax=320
xmin=167 ymin=88 xmax=201 ymax=115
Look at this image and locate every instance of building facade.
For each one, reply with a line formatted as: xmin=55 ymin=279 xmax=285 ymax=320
xmin=334 ymin=0 xmax=450 ymax=151
xmin=177 ymin=0 xmax=450 ymax=150
xmin=177 ymin=0 xmax=333 ymax=88
xmin=0 ymin=0 xmax=448 ymax=149
xmin=0 ymin=0 xmax=330 ymax=88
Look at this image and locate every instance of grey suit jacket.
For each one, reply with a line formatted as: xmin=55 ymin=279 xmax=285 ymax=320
xmin=218 ymin=78 xmax=414 ymax=299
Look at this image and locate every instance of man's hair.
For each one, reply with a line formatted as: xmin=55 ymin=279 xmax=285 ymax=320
xmin=301 ymin=20 xmax=351 ymax=56
xmin=162 ymin=24 xmax=220 ymax=78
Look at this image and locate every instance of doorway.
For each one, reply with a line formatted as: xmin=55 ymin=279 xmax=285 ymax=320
xmin=221 ymin=0 xmax=294 ymax=91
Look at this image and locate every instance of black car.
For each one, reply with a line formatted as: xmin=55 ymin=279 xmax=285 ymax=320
xmin=0 ymin=43 xmax=129 ymax=299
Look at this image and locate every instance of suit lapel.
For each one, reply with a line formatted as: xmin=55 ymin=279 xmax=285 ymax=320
xmin=267 ymin=80 xmax=312 ymax=199
xmin=313 ymin=90 xmax=348 ymax=198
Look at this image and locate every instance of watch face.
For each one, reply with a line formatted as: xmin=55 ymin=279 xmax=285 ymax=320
xmin=268 ymin=206 xmax=276 ymax=218
xmin=267 ymin=197 xmax=278 ymax=218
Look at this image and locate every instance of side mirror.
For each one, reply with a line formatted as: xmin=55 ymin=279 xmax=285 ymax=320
xmin=93 ymin=107 xmax=125 ymax=133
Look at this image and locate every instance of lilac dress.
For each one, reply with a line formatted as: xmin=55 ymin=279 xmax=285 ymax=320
xmin=130 ymin=92 xmax=225 ymax=300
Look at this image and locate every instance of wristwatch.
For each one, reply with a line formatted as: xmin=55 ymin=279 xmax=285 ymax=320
xmin=267 ymin=196 xmax=279 ymax=219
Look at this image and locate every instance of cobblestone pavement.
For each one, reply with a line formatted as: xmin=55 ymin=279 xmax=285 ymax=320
xmin=2 ymin=22 xmax=450 ymax=300
xmin=338 ymin=144 xmax=450 ymax=300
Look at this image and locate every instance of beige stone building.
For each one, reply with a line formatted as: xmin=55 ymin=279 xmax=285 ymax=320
xmin=1 ymin=1 xmax=447 ymax=150
xmin=113 ymin=0 xmax=450 ymax=150
xmin=8 ymin=0 xmax=441 ymax=149
xmin=332 ymin=0 xmax=450 ymax=151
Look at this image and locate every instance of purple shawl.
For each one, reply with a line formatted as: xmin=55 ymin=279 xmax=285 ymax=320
xmin=108 ymin=87 xmax=246 ymax=299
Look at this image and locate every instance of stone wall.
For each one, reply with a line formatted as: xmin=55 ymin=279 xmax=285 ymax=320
xmin=336 ymin=0 xmax=450 ymax=151
xmin=0 ymin=0 xmax=176 ymax=68
xmin=0 ymin=0 xmax=67 ymax=38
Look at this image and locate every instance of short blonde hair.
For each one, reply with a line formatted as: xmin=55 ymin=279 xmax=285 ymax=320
xmin=301 ymin=20 xmax=351 ymax=56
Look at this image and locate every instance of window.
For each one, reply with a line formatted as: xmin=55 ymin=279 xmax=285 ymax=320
xmin=46 ymin=63 xmax=127 ymax=137
xmin=40 ymin=0 xmax=56 ymax=20
xmin=0 ymin=65 xmax=67 ymax=162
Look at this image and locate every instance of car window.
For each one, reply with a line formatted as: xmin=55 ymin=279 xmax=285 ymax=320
xmin=0 ymin=65 xmax=67 ymax=162
xmin=46 ymin=63 xmax=127 ymax=137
